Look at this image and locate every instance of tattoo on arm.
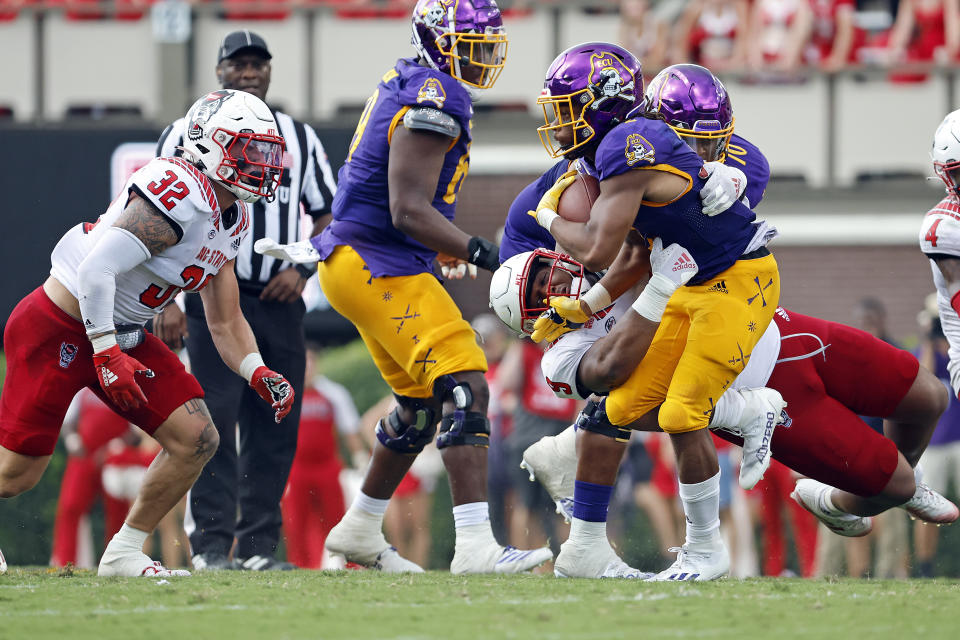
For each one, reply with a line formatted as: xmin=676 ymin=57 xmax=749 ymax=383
xmin=115 ymin=194 xmax=180 ymax=255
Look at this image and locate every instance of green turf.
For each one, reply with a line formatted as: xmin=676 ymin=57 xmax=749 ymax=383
xmin=2 ymin=569 xmax=960 ymax=640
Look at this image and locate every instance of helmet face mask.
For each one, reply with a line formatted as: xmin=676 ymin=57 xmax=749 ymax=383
xmin=489 ymin=249 xmax=586 ymax=336
xmin=181 ymin=89 xmax=285 ymax=204
xmin=537 ymin=43 xmax=643 ymax=160
xmin=412 ymin=0 xmax=508 ymax=90
xmin=932 ymin=109 xmax=960 ymax=198
xmin=645 ymin=64 xmax=734 ymax=162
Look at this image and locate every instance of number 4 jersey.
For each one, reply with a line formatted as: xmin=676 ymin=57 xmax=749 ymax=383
xmin=50 ymin=157 xmax=249 ymax=327
xmin=920 ymin=194 xmax=960 ymax=397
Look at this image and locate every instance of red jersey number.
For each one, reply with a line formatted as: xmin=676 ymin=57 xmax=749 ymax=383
xmin=146 ymin=170 xmax=190 ymax=212
xmin=545 ymin=377 xmax=573 ymax=396
xmin=138 ymin=265 xmax=212 ymax=309
xmin=926 ymin=218 xmax=943 ymax=248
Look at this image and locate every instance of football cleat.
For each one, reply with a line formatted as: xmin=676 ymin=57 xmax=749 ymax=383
xmin=99 ymin=549 xmax=191 ymax=577
xmin=902 ymin=481 xmax=960 ymax=525
xmin=790 ymin=478 xmax=873 ymax=537
xmin=554 ymin=538 xmax=650 ymax=579
xmin=191 ymin=553 xmax=238 ymax=571
xmin=254 ymin=238 xmax=321 ymax=265
xmin=646 ymin=543 xmax=729 ymax=582
xmin=325 ymin=516 xmax=424 ymax=573
xmin=238 ymin=555 xmax=297 ymax=571
xmin=520 ymin=427 xmax=578 ymax=523
xmin=450 ymin=542 xmax=553 ymax=575
xmin=734 ymin=388 xmax=786 ymax=490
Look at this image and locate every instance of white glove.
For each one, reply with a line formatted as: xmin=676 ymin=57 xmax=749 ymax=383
xmin=700 ymin=162 xmax=747 ymax=216
xmin=632 ymin=238 xmax=699 ymax=322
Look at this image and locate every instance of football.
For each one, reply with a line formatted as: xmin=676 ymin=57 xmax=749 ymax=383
xmin=557 ymin=173 xmax=600 ymax=223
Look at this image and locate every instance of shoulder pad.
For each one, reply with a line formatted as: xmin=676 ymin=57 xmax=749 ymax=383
xmin=132 ymin=158 xmax=219 ymax=227
xmin=921 ymin=198 xmax=960 ymax=257
xmin=403 ymin=106 xmax=462 ymax=138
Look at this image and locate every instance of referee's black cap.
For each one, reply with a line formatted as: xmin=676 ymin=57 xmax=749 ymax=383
xmin=218 ymin=30 xmax=272 ymax=63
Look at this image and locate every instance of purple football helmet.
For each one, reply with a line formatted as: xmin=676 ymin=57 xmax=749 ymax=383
xmin=411 ymin=0 xmax=508 ymax=90
xmin=537 ymin=42 xmax=643 ymax=159
xmin=645 ymin=64 xmax=734 ymax=162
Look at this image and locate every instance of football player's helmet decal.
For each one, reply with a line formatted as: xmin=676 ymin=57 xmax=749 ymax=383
xmin=411 ymin=0 xmax=508 ymax=91
xmin=932 ymin=109 xmax=960 ymax=198
xmin=537 ymin=42 xmax=643 ymax=159
xmin=645 ymin=64 xmax=734 ymax=162
xmin=179 ymin=89 xmax=285 ymax=204
xmin=489 ymin=249 xmax=587 ymax=336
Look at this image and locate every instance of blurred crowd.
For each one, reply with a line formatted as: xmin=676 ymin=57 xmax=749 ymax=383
xmin=3 ymin=0 xmax=957 ymax=83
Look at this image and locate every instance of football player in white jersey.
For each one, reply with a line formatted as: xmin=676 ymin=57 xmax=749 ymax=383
xmin=491 ymin=245 xmax=956 ymax=579
xmin=0 ymin=89 xmax=296 ymax=577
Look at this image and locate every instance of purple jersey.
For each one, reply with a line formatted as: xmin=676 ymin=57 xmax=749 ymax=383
xmin=499 ymin=159 xmax=570 ymax=262
xmin=725 ymin=133 xmax=769 ymax=209
xmin=592 ymin=116 xmax=758 ymax=285
xmin=313 ymin=58 xmax=473 ymax=276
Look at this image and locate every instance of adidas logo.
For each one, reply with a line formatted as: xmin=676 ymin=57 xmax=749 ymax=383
xmin=707 ymin=280 xmax=729 ymax=294
xmin=672 ymin=253 xmax=696 ymax=272
xmin=100 ymin=367 xmax=118 ymax=386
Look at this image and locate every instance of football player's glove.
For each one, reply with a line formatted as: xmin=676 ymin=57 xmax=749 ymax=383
xmin=632 ymin=239 xmax=699 ymax=323
xmin=531 ymin=297 xmax=590 ymax=343
xmin=700 ymin=161 xmax=747 ymax=216
xmin=93 ymin=344 xmax=155 ymax=411
xmin=528 ymin=169 xmax=578 ymax=229
xmin=250 ymin=366 xmax=295 ymax=423
xmin=467 ymin=236 xmax=500 ymax=273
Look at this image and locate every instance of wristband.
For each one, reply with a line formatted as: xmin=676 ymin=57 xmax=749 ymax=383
xmin=630 ymin=273 xmax=679 ymax=323
xmin=90 ymin=333 xmax=118 ymax=352
xmin=239 ymin=352 xmax=266 ymax=383
xmin=535 ymin=208 xmax=559 ymax=232
xmin=295 ymin=263 xmax=317 ymax=279
xmin=581 ymin=283 xmax=611 ymax=314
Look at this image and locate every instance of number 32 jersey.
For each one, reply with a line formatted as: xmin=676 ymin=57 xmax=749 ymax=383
xmin=50 ymin=157 xmax=249 ymax=327
xmin=920 ymin=194 xmax=960 ymax=397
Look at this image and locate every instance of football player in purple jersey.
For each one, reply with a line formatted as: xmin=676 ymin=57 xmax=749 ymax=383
xmin=286 ymin=0 xmax=552 ymax=574
xmin=524 ymin=42 xmax=782 ymax=581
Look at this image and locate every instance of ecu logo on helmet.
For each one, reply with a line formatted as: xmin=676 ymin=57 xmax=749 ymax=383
xmin=188 ymin=89 xmax=234 ymax=141
xmin=588 ymin=52 xmax=636 ymax=111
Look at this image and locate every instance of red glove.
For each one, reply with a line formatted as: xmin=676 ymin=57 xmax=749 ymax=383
xmin=92 ymin=345 xmax=154 ymax=411
xmin=250 ymin=365 xmax=295 ymax=423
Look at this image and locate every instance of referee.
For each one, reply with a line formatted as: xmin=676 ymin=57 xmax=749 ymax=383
xmin=153 ymin=30 xmax=337 ymax=571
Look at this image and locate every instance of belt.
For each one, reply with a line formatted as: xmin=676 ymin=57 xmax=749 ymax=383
xmin=739 ymin=246 xmax=771 ymax=261
xmin=116 ymin=323 xmax=145 ymax=351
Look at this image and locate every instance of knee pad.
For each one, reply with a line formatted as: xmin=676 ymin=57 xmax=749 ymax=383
xmin=375 ymin=397 xmax=437 ymax=455
xmin=436 ymin=411 xmax=490 ymax=449
xmin=433 ymin=374 xmax=474 ymax=410
xmin=575 ymin=399 xmax=631 ymax=443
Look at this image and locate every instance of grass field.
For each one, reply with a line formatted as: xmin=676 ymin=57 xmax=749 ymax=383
xmin=2 ymin=569 xmax=960 ymax=640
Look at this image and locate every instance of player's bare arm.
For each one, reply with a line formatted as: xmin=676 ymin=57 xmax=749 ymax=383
xmin=388 ymin=126 xmax=473 ymax=260
xmin=113 ymin=193 xmax=180 ymax=256
xmin=577 ymin=309 xmax=661 ymax=393
xmin=198 ymin=259 xmax=259 ymax=373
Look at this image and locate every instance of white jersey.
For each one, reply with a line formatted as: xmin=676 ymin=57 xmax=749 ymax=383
xmin=919 ymin=194 xmax=960 ymax=396
xmin=541 ymin=292 xmax=780 ymax=400
xmin=50 ymin=157 xmax=248 ymax=327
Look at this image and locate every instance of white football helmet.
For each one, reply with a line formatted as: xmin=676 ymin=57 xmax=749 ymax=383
xmin=932 ymin=109 xmax=960 ymax=197
xmin=179 ymin=89 xmax=285 ymax=203
xmin=489 ymin=249 xmax=588 ymax=336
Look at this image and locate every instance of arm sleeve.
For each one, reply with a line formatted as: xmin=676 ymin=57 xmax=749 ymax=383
xmin=77 ymin=227 xmax=152 ymax=336
xmin=301 ymin=124 xmax=338 ymax=218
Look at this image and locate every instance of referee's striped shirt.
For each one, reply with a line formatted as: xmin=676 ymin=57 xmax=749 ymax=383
xmin=156 ymin=110 xmax=337 ymax=290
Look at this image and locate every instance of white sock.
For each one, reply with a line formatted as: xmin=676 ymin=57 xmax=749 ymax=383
xmin=352 ymin=492 xmax=389 ymax=518
xmin=452 ymin=502 xmax=490 ymax=529
xmin=568 ymin=517 xmax=606 ymax=545
xmin=678 ymin=470 xmax=722 ymax=548
xmin=709 ymin=389 xmax=746 ymax=431
xmin=110 ymin=523 xmax=149 ymax=553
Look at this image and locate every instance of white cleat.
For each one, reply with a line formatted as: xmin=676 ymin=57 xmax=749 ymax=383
xmin=520 ymin=427 xmax=578 ymax=523
xmin=646 ymin=543 xmax=729 ymax=582
xmin=326 ymin=517 xmax=424 ymax=573
xmin=554 ymin=539 xmax=650 ymax=579
xmin=734 ymin=388 xmax=786 ymax=490
xmin=902 ymin=481 xmax=960 ymax=525
xmin=451 ymin=542 xmax=553 ymax=575
xmin=790 ymin=478 xmax=873 ymax=537
xmin=253 ymin=238 xmax=321 ymax=265
xmin=98 ymin=549 xmax=191 ymax=577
